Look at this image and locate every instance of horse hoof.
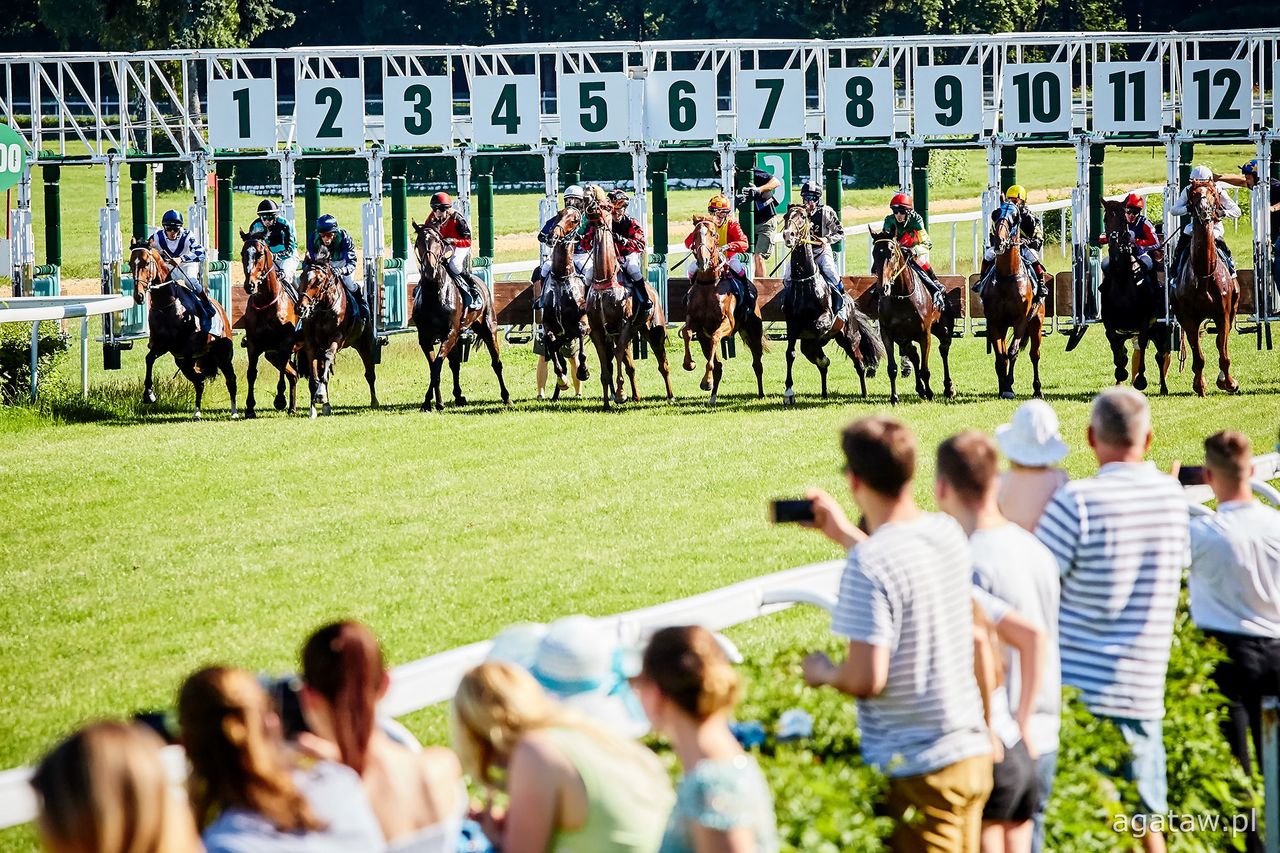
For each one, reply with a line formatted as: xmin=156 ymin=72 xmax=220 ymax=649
xmin=682 ymin=360 xmax=695 ymax=372
xmin=999 ymin=390 xmax=1016 ymax=400
xmin=435 ymin=401 xmax=444 ymax=412
xmin=889 ymin=395 xmax=899 ymax=406
xmin=230 ymin=411 xmax=241 ymax=420
xmin=699 ymin=379 xmax=712 ymax=392
xmin=322 ymin=403 xmax=332 ymax=416
xmin=1133 ymin=375 xmax=1148 ymax=392
xmin=192 ymin=410 xmax=202 ymax=421
xmin=142 ymin=390 xmax=157 ymax=405
xmin=310 ymin=407 xmax=318 ymax=419
xmin=502 ymin=395 xmax=512 ymax=406
xmin=274 ymin=395 xmax=286 ymax=411
xmin=866 ymin=367 xmax=877 ymax=379
xmin=420 ymin=402 xmax=431 ymax=412
xmin=454 ymin=396 xmax=467 ymax=406
xmin=709 ymin=395 xmax=717 ymax=407
xmin=245 ymin=409 xmax=257 ymax=420
xmin=945 ymin=387 xmax=956 ymax=400
xmin=577 ymin=368 xmax=589 ymax=382
xmin=557 ymin=377 xmax=569 ymax=390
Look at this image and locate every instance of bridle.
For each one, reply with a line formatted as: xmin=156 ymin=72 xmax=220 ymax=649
xmin=872 ymin=237 xmax=911 ymax=297
xmin=130 ymin=248 xmax=173 ymax=304
xmin=785 ymin=207 xmax=819 ymax=287
xmin=1189 ymin=182 xmax=1223 ymax=227
xmin=414 ymin=226 xmax=449 ymax=283
xmin=692 ymin=218 xmax=722 ymax=278
xmin=242 ymin=239 xmax=280 ymax=310
xmin=297 ymin=258 xmax=338 ymax=320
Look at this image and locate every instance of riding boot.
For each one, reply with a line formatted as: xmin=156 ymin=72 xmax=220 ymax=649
xmin=973 ymin=259 xmax=993 ymax=294
xmin=345 ymin=282 xmax=370 ymax=323
xmin=829 ymin=282 xmax=846 ymax=316
xmin=741 ymin=276 xmax=758 ymax=315
xmin=1033 ymin=264 xmax=1050 ymax=302
xmin=1170 ymin=234 xmax=1189 ymax=287
xmin=922 ymin=271 xmax=945 ymax=310
xmin=631 ymin=277 xmax=651 ymax=312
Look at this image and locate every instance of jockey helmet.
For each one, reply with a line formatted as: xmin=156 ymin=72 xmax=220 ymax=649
xmin=430 ymin=191 xmax=453 ymax=211
xmin=609 ymin=188 xmax=629 ymax=204
xmin=1241 ymin=160 xmax=1259 ymax=178
xmin=707 ymin=194 xmax=732 ymax=214
xmin=1123 ymin=192 xmax=1145 ymax=211
xmin=1190 ymin=165 xmax=1213 ymax=181
xmin=889 ymin=192 xmax=912 ymax=212
xmin=1005 ymin=185 xmax=1028 ymax=202
xmin=257 ymin=198 xmax=280 ymax=216
xmin=564 ymin=185 xmax=585 ymax=202
xmin=316 ymin=214 xmax=339 ymax=234
xmin=800 ymin=181 xmax=822 ymax=202
xmin=162 ymin=209 xmax=183 ymax=228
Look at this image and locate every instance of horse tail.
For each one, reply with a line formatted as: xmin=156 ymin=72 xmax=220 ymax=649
xmin=851 ymin=308 xmax=883 ymax=372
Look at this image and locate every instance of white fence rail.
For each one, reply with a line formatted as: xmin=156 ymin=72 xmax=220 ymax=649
xmin=0 ymin=295 xmax=136 ymax=401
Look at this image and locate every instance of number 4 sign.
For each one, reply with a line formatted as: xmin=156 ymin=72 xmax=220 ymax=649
xmin=208 ymin=79 xmax=276 ymax=150
xmin=472 ymin=76 xmax=541 ymax=146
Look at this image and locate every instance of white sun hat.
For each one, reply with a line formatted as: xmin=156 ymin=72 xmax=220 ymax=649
xmin=486 ymin=622 xmax=548 ymax=671
xmin=530 ymin=615 xmax=649 ymax=739
xmin=995 ymin=399 xmax=1069 ymax=467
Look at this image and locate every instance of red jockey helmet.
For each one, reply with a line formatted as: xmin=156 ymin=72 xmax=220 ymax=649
xmin=890 ymin=192 xmax=913 ymax=209
xmin=1123 ymin=192 xmax=1145 ymax=211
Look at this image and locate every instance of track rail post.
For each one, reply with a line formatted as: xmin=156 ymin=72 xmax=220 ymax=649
xmin=390 ymin=158 xmax=408 ymax=262
xmin=912 ymin=145 xmax=930 ymax=232
xmin=101 ymin=151 xmax=123 ymax=369
xmin=42 ymin=164 xmax=61 ymax=268
xmin=214 ymin=160 xmax=234 ymax=262
xmin=129 ymin=162 xmax=150 ymax=243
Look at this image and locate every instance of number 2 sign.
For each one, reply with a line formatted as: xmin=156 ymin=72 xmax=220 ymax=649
xmin=296 ymin=78 xmax=365 ymax=149
xmin=208 ymin=79 xmax=276 ymax=150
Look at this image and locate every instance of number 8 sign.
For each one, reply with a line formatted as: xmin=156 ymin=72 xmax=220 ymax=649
xmin=208 ymin=79 xmax=276 ymax=150
xmin=823 ymin=67 xmax=894 ymax=138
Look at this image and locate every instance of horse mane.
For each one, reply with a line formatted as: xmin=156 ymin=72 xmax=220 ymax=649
xmin=691 ymin=214 xmax=716 ymax=226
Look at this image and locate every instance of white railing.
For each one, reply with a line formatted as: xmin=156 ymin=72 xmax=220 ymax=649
xmin=0 ymin=295 xmax=136 ymax=401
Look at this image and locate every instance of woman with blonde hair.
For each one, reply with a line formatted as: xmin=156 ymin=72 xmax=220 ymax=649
xmin=634 ymin=626 xmax=778 ymax=853
xmin=31 ymin=720 xmax=202 ymax=853
xmin=452 ymin=660 xmax=673 ymax=853
xmin=178 ymin=665 xmax=385 ymax=852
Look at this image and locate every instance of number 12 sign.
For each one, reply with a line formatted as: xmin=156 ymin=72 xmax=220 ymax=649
xmin=208 ymin=79 xmax=276 ymax=150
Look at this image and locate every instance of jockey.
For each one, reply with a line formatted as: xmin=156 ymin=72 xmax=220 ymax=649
xmin=149 ymin=209 xmax=219 ymax=337
xmin=426 ymin=191 xmax=482 ymax=310
xmin=880 ymin=192 xmax=945 ymax=309
xmin=533 ymin=185 xmax=589 ymax=285
xmin=1220 ymin=160 xmax=1280 ymax=312
xmin=976 ymin=185 xmax=1049 ymax=301
xmin=306 ymin=213 xmax=370 ymax=322
xmin=685 ymin=193 xmax=756 ymax=314
xmin=246 ymin=199 xmax=298 ymax=285
xmin=783 ymin=181 xmax=846 ymax=315
xmin=608 ymin=188 xmax=650 ymax=312
xmin=1099 ymin=192 xmax=1160 ymax=282
xmin=1168 ymin=164 xmax=1241 ymax=286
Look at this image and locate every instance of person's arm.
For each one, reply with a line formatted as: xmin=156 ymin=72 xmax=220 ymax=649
xmin=1135 ymin=220 xmax=1160 ymax=250
xmin=1025 ymin=214 xmax=1045 ymax=251
xmin=1035 ymin=486 xmax=1081 ymax=579
xmin=726 ymin=221 xmax=749 ymax=255
xmin=803 ymin=487 xmax=867 ymax=550
xmin=500 ymin=738 xmax=561 ymax=853
xmin=1214 ymin=173 xmax=1248 ymax=188
xmin=452 ymin=214 xmax=473 ymax=246
xmin=824 ymin=208 xmax=844 ymax=244
xmin=991 ymin=607 xmax=1045 ymax=755
xmin=1168 ymin=188 xmax=1190 ymax=217
xmin=691 ymin=824 xmax=763 ymax=853
xmin=804 ymin=640 xmax=889 ymax=698
xmin=971 ymin=599 xmax=1004 ymax=762
xmin=1219 ymin=187 xmax=1242 ymax=218
xmin=756 ymin=171 xmax=781 ymax=196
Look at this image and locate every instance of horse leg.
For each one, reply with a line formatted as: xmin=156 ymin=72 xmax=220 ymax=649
xmin=192 ymin=376 xmax=204 ymax=421
xmin=1131 ymin=334 xmax=1148 ymax=392
xmin=990 ymin=326 xmax=1009 ymax=398
xmin=308 ymin=352 xmax=321 ymax=419
xmin=320 ymin=343 xmax=339 ymax=416
xmin=142 ymin=347 xmax=160 ymax=405
xmin=483 ymin=325 xmax=512 ymax=405
xmin=1156 ymin=327 xmax=1172 ymax=396
xmin=576 ymin=334 xmax=589 ymax=385
xmin=222 ymin=342 xmax=238 ymax=418
xmin=622 ymin=336 xmax=640 ymax=403
xmin=740 ymin=313 xmax=765 ymax=398
xmin=681 ymin=324 xmax=696 ymax=372
xmin=448 ymin=344 xmax=465 ymax=406
xmin=591 ymin=331 xmax=613 ymax=409
xmin=802 ymin=339 xmax=829 ymax=399
xmin=937 ymin=322 xmax=956 ymax=399
xmin=1216 ymin=310 xmax=1239 ymax=393
xmin=1107 ymin=329 xmax=1129 ymax=386
xmin=885 ymin=336 xmax=900 ymax=406
xmin=1028 ymin=319 xmax=1043 ymax=400
xmin=361 ymin=339 xmax=379 ymax=409
xmin=914 ymin=332 xmax=934 ymax=401
xmin=1187 ymin=322 xmax=1208 ymax=398
xmin=648 ymin=327 xmax=674 ymax=401
xmin=783 ymin=336 xmax=798 ymax=406
xmin=245 ymin=343 xmax=260 ymax=418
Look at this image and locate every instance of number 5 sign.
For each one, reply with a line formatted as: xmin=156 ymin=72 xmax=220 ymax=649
xmin=472 ymin=76 xmax=540 ymax=146
xmin=645 ymin=71 xmax=717 ymax=141
xmin=208 ymin=79 xmax=276 ymax=150
xmin=560 ymin=73 xmax=630 ymax=143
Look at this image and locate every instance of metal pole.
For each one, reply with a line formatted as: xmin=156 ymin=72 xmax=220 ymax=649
xmin=475 ymin=160 xmax=494 ymax=261
xmin=280 ymin=149 xmax=297 ymax=226
xmin=719 ymin=141 xmax=736 ymax=197
xmin=214 ymin=160 xmax=233 ymax=263
xmin=101 ymin=151 xmax=123 ymax=370
xmin=191 ymin=154 xmax=209 ymax=284
xmin=14 ymin=162 xmax=33 ymax=297
xmin=1000 ymin=144 xmax=1018 ymax=195
xmin=43 ymin=164 xmax=61 ymax=267
xmin=303 ymin=164 xmax=321 ymax=244
xmin=1072 ymin=138 xmax=1091 ymax=326
xmin=454 ymin=147 xmax=473 ymax=225
xmin=80 ymin=315 xmax=88 ymax=399
xmin=390 ymin=159 xmax=408 ymax=261
xmin=1264 ymin=696 xmax=1278 ymax=853
xmin=630 ymin=143 xmax=648 ymax=236
xmin=129 ymin=162 xmax=150 ymax=242
xmin=1254 ymin=135 xmax=1272 ymax=324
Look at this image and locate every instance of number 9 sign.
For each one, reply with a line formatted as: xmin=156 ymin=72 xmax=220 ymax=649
xmin=208 ymin=79 xmax=276 ymax=150
xmin=823 ymin=67 xmax=894 ymax=138
xmin=383 ymin=76 xmax=453 ymax=147
xmin=644 ymin=71 xmax=717 ymax=141
xmin=913 ymin=65 xmax=983 ymax=137
xmin=0 ymin=124 xmax=26 ymax=192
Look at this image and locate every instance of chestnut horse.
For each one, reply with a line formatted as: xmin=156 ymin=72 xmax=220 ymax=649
xmin=128 ymin=240 xmax=236 ymax=420
xmin=870 ymin=234 xmax=956 ymax=404
xmin=540 ymin=207 xmax=590 ymax=401
xmin=681 ymin=215 xmax=766 ymax=405
xmin=411 ymin=222 xmax=511 ymax=410
xmin=297 ymin=247 xmax=378 ymax=418
xmin=584 ymin=204 xmax=673 ymax=408
xmin=239 ymin=233 xmax=301 ymax=416
xmin=780 ymin=206 xmax=882 ymax=404
xmin=980 ymin=207 xmax=1045 ymax=399
xmin=1174 ymin=180 xmax=1239 ymax=396
xmin=1099 ymin=200 xmax=1171 ymax=395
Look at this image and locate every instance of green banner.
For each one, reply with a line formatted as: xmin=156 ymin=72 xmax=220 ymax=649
xmin=0 ymin=125 xmax=27 ymax=192
xmin=755 ymin=152 xmax=791 ymax=211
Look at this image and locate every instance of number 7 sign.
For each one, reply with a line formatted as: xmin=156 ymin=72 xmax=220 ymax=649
xmin=736 ymin=70 xmax=805 ymax=141
xmin=208 ymin=79 xmax=276 ymax=150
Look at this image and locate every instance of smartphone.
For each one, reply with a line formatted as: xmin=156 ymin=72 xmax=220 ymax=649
xmin=259 ymin=675 xmax=310 ymax=739
xmin=1177 ymin=465 xmax=1206 ymax=486
xmin=770 ymin=499 xmax=815 ymax=524
xmin=132 ymin=710 xmax=179 ymax=745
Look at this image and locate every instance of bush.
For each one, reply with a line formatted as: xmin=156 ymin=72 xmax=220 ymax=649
xmin=0 ymin=320 xmax=69 ymax=403
xmin=928 ymin=150 xmax=966 ymax=189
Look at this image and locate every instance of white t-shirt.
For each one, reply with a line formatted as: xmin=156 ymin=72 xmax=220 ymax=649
xmin=970 ymin=522 xmax=1062 ymax=755
xmin=1189 ymin=500 xmax=1280 ymax=637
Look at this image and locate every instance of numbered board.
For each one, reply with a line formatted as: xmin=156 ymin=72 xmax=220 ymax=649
xmin=1091 ymin=62 xmax=1162 ymax=134
xmin=208 ymin=79 xmax=276 ymax=150
xmin=735 ymin=70 xmax=805 ymax=141
xmin=913 ymin=65 xmax=983 ymax=137
xmin=1275 ymin=61 xmax=1280 ymax=131
xmin=296 ymin=78 xmax=365 ymax=149
xmin=823 ymin=67 xmax=894 ymax=138
xmin=471 ymin=76 xmax=541 ymax=146
xmin=644 ymin=71 xmax=717 ymax=141
xmin=1181 ymin=60 xmax=1251 ymax=131
xmin=383 ymin=77 xmax=453 ymax=147
xmin=560 ymin=73 xmax=630 ymax=143
xmin=1001 ymin=62 xmax=1071 ymax=134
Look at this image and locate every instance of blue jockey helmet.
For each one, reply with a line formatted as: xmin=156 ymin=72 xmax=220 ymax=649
xmin=316 ymin=214 xmax=339 ymax=234
xmin=161 ymin=209 xmax=183 ymax=227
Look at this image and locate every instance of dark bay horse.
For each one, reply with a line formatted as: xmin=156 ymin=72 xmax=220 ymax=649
xmin=871 ymin=234 xmax=955 ymax=405
xmin=411 ymin=222 xmax=511 ymax=411
xmin=239 ymin=233 xmax=301 ymax=416
xmin=584 ymin=205 xmax=673 ymax=408
xmin=780 ymin=206 xmax=882 ymax=404
xmin=129 ymin=240 xmax=236 ymax=420
xmin=540 ymin=207 xmax=590 ymax=401
xmin=1174 ymin=180 xmax=1240 ymax=396
xmin=297 ymin=247 xmax=378 ymax=418
xmin=681 ymin=215 xmax=765 ymax=405
xmin=1099 ymin=200 xmax=1171 ymax=395
xmin=980 ymin=207 xmax=1045 ymax=399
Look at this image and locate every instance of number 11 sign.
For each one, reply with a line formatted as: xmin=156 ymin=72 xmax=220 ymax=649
xmin=208 ymin=79 xmax=276 ymax=150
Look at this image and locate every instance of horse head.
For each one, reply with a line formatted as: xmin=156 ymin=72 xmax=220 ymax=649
xmin=690 ymin=215 xmax=721 ymax=278
xmin=240 ymin=231 xmax=274 ymax=295
xmin=128 ymin=239 xmax=167 ymax=305
xmin=412 ymin=219 xmax=448 ymax=285
xmin=553 ymin=207 xmax=582 ymax=242
xmin=990 ymin=205 xmax=1019 ymax=255
xmin=1101 ymin=199 xmax=1135 ymax=272
xmin=298 ymin=245 xmax=335 ymax=320
xmin=1188 ymin=180 xmax=1222 ymax=227
xmin=870 ymin=231 xmax=906 ymax=297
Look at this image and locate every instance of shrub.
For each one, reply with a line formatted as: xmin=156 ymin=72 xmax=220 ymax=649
xmin=0 ymin=320 xmax=69 ymax=403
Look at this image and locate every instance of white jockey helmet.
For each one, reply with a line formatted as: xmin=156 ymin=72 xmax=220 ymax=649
xmin=564 ymin=185 xmax=585 ymax=201
xmin=1190 ymin=165 xmax=1213 ymax=181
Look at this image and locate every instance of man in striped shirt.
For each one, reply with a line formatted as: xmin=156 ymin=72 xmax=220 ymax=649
xmin=1035 ymin=388 xmax=1188 ymax=853
xmin=803 ymin=416 xmax=993 ymax=851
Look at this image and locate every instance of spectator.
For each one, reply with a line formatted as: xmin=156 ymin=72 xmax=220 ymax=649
xmin=745 ymin=167 xmax=782 ymax=278
xmin=451 ymin=661 xmax=674 ymax=853
xmin=1035 ymin=388 xmax=1188 ymax=853
xmin=301 ymin=621 xmax=465 ymax=852
xmin=994 ymin=400 xmax=1069 ymax=532
xmin=936 ymin=432 xmax=1059 ymax=853
xmin=530 ymin=615 xmax=651 ymax=739
xmin=634 ymin=625 xmax=779 ymax=853
xmin=31 ymin=720 xmax=202 ymax=853
xmin=1188 ymin=430 xmax=1280 ymax=853
xmin=800 ymin=415 xmax=992 ymax=852
xmin=179 ymin=665 xmax=386 ymax=853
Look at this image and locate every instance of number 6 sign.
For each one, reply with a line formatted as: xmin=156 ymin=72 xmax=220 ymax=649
xmin=208 ymin=79 xmax=276 ymax=150
xmin=913 ymin=65 xmax=983 ymax=137
xmin=644 ymin=71 xmax=717 ymax=141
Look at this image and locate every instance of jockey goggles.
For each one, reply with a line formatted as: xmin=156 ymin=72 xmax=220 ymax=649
xmin=891 ymin=204 xmax=911 ymax=215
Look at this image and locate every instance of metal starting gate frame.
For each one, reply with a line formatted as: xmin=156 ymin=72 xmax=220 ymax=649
xmin=2 ymin=30 xmax=1278 ymax=356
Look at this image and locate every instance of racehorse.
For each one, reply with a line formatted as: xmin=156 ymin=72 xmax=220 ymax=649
xmin=583 ymin=203 xmax=673 ymax=408
xmin=1099 ymin=200 xmax=1171 ymax=395
xmin=128 ymin=240 xmax=236 ymax=420
xmin=539 ymin=207 xmax=590 ymax=401
xmin=1174 ymin=180 xmax=1239 ymax=396
xmin=780 ymin=206 xmax=882 ymax=404
xmin=411 ymin=221 xmax=511 ymax=411
xmin=681 ymin=215 xmax=766 ymax=405
xmin=239 ymin=232 xmax=301 ymax=416
xmin=980 ymin=205 xmax=1045 ymax=399
xmin=870 ymin=233 xmax=956 ymax=404
xmin=296 ymin=246 xmax=379 ymax=418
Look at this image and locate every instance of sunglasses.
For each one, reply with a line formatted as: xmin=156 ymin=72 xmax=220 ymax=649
xmin=260 ymin=214 xmax=277 ymax=222
xmin=891 ymin=206 xmax=909 ymax=214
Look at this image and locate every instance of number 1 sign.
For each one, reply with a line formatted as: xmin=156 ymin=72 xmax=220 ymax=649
xmin=208 ymin=79 xmax=276 ymax=150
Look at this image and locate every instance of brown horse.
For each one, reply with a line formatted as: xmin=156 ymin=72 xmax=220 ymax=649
xmin=870 ymin=234 xmax=955 ymax=405
xmin=129 ymin=240 xmax=236 ymax=420
xmin=1174 ymin=180 xmax=1239 ymax=396
xmin=540 ymin=207 xmax=590 ymax=401
xmin=584 ymin=204 xmax=673 ymax=408
xmin=239 ymin=233 xmax=301 ymax=417
xmin=296 ymin=247 xmax=378 ymax=418
xmin=411 ymin=222 xmax=511 ymax=411
xmin=981 ymin=207 xmax=1045 ymax=399
xmin=1099 ymin=200 xmax=1171 ymax=395
xmin=681 ymin=215 xmax=766 ymax=405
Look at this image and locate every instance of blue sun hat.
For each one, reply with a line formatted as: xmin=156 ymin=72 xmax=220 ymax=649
xmin=531 ymin=615 xmax=649 ymax=738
